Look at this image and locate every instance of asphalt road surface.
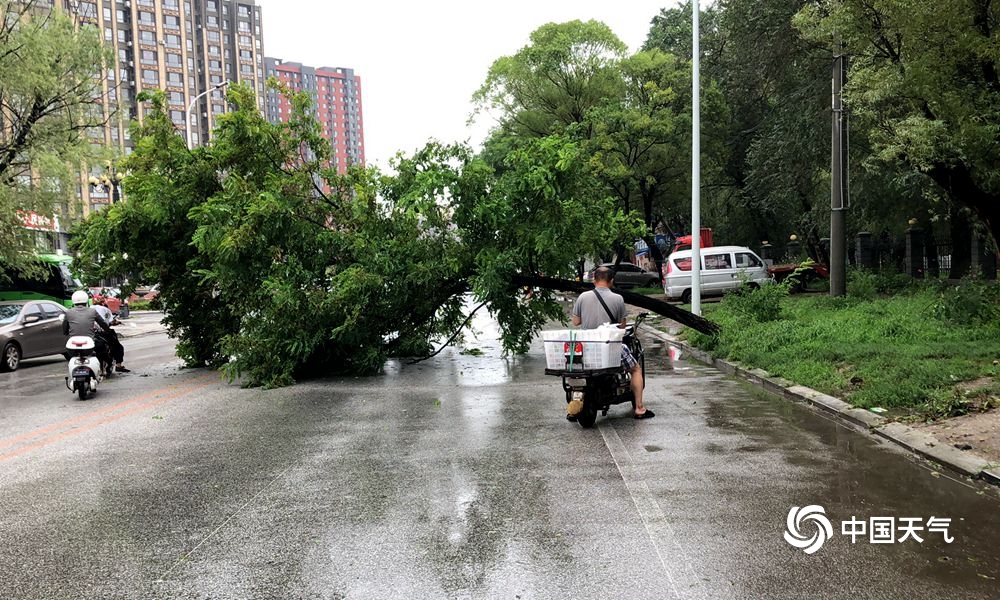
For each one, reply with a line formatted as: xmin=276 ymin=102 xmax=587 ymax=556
xmin=0 ymin=314 xmax=998 ymax=599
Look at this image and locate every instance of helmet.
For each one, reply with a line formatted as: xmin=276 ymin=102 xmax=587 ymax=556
xmin=71 ymin=290 xmax=89 ymax=306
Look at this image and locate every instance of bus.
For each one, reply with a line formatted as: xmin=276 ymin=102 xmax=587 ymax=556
xmin=0 ymin=254 xmax=81 ymax=307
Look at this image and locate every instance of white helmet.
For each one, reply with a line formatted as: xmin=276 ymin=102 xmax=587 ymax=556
xmin=71 ymin=290 xmax=89 ymax=306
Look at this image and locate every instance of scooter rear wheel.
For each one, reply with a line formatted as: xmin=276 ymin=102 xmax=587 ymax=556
xmin=577 ymin=402 xmax=597 ymax=428
xmin=78 ymin=383 xmax=88 ymax=401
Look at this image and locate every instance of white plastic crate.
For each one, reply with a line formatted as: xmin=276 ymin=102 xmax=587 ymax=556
xmin=542 ymin=326 xmax=626 ymax=371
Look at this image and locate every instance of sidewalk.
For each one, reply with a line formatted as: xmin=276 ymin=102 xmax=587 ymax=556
xmin=635 ymin=308 xmax=1000 ymax=486
xmin=115 ymin=311 xmax=168 ymax=339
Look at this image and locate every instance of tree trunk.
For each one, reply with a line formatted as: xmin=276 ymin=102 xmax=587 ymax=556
xmin=949 ymin=205 xmax=972 ymax=279
xmin=512 ymin=275 xmax=720 ymax=336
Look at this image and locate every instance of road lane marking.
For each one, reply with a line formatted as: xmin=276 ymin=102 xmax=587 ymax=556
xmin=155 ymin=464 xmax=294 ymax=583
xmin=600 ymin=421 xmax=689 ymax=599
xmin=0 ymin=373 xmax=216 ymax=452
xmin=0 ymin=375 xmax=218 ymax=462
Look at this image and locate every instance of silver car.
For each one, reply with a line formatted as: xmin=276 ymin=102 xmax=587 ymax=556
xmin=0 ymin=300 xmax=68 ymax=371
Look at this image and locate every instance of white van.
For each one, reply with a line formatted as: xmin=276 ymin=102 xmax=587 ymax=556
xmin=662 ymin=246 xmax=773 ymax=303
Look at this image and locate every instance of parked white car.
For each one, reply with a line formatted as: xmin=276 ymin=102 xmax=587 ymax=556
xmin=662 ymin=246 xmax=773 ymax=303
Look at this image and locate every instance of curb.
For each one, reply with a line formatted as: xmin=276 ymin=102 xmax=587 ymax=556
xmin=641 ymin=324 xmax=1000 ymax=485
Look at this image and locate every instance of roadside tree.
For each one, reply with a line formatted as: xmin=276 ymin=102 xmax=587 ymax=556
xmin=0 ymin=0 xmax=109 ymax=271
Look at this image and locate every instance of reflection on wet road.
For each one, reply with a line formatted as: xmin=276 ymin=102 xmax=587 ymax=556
xmin=0 ymin=314 xmax=998 ymax=599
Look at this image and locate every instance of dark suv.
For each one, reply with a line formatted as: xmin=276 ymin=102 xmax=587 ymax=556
xmin=587 ymin=262 xmax=660 ymax=289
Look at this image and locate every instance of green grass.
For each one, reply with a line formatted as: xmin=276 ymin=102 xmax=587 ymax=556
xmin=681 ymin=280 xmax=1000 ymax=420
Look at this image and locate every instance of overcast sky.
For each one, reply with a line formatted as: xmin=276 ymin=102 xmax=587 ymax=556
xmin=256 ymin=0 xmax=678 ymax=169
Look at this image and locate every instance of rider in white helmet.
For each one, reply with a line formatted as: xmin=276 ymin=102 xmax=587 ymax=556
xmin=63 ymin=290 xmax=114 ymax=374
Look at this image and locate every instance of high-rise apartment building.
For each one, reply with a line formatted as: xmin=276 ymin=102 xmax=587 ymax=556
xmin=64 ymin=0 xmax=267 ymax=214
xmin=263 ymin=58 xmax=364 ymax=174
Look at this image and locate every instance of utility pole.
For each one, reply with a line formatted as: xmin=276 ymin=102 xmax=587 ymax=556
xmin=691 ymin=0 xmax=702 ymax=314
xmin=830 ymin=45 xmax=848 ymax=297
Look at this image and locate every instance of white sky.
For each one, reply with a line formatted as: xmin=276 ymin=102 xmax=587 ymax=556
xmin=256 ymin=0 xmax=678 ymax=169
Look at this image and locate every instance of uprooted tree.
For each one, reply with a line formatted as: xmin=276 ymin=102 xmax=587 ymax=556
xmin=72 ymin=83 xmax=716 ymax=388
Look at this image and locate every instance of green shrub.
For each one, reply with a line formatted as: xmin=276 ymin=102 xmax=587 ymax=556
xmin=931 ymin=275 xmax=1000 ymax=325
xmin=847 ymin=268 xmax=878 ymax=300
xmin=873 ymin=271 xmax=914 ymax=294
xmin=129 ymin=299 xmax=153 ymax=311
xmin=720 ymin=279 xmax=789 ymax=323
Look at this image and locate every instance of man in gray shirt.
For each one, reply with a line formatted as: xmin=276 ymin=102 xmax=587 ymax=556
xmin=571 ymin=267 xmax=654 ymax=419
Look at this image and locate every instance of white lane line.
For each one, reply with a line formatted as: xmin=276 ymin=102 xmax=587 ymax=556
xmin=154 ymin=465 xmax=292 ymax=583
xmin=600 ymin=421 xmax=691 ymax=599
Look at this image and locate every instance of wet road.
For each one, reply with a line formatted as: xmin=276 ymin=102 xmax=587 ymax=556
xmin=0 ymin=315 xmax=999 ymax=599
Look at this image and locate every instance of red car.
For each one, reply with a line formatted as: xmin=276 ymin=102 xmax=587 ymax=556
xmin=89 ymin=288 xmax=125 ymax=315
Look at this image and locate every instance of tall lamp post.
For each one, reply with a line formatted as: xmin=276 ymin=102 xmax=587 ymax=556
xmin=88 ymin=163 xmax=123 ymax=204
xmin=691 ymin=0 xmax=702 ymax=315
xmin=186 ymin=81 xmax=229 ymax=150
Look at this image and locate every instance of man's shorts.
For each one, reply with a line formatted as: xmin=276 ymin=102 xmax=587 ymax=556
xmin=620 ymin=343 xmax=638 ymax=370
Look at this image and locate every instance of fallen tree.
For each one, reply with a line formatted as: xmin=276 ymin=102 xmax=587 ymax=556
xmin=512 ymin=275 xmax=720 ymax=336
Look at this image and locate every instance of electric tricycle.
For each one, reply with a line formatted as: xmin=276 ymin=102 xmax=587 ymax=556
xmin=544 ymin=313 xmax=648 ymax=428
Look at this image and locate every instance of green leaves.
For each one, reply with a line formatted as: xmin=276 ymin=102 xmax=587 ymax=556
xmin=0 ymin=0 xmax=111 ymax=269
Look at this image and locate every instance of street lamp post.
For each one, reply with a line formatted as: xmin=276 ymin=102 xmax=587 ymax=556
xmin=88 ymin=163 xmax=123 ymax=204
xmin=186 ymin=81 xmax=229 ymax=150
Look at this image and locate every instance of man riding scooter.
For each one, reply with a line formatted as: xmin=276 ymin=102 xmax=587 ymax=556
xmin=92 ymin=297 xmax=130 ymax=373
xmin=63 ymin=290 xmax=114 ymax=376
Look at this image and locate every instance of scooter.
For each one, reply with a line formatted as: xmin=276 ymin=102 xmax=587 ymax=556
xmin=64 ymin=336 xmax=106 ymax=400
xmin=545 ymin=313 xmax=648 ymax=428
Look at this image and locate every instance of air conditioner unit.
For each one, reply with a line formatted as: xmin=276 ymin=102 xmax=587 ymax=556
xmin=202 ymin=112 xmax=208 ymax=118
xmin=126 ymin=40 xmax=132 ymax=47
xmin=128 ymin=60 xmax=134 ymax=66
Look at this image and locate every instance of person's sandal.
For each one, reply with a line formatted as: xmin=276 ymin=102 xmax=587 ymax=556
xmin=116 ymin=365 xmax=131 ymax=373
xmin=634 ymin=409 xmax=655 ymax=420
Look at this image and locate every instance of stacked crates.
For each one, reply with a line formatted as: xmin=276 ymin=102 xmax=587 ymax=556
xmin=542 ymin=326 xmax=626 ymax=371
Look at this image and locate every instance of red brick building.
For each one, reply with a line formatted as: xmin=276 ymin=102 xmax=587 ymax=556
xmin=264 ymin=58 xmax=365 ymax=173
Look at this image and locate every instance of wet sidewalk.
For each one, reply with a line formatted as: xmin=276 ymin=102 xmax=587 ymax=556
xmin=115 ymin=311 xmax=167 ymax=339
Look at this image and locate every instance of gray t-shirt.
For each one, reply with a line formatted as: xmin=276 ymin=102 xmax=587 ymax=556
xmin=572 ymin=287 xmax=626 ymax=329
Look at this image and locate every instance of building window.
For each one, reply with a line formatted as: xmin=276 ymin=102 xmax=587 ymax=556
xmin=141 ymin=69 xmax=159 ymax=84
xmin=207 ymin=30 xmax=220 ymax=42
xmin=138 ymin=11 xmax=154 ymax=24
xmin=164 ymin=14 xmax=180 ymax=28
xmin=139 ymin=30 xmax=156 ymax=44
xmin=164 ymin=34 xmax=180 ymax=48
xmin=166 ymin=53 xmax=182 ymax=66
xmin=167 ymin=72 xmax=183 ymax=85
xmin=169 ymin=91 xmax=184 ymax=105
